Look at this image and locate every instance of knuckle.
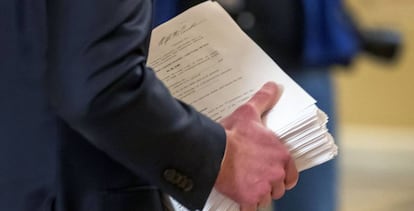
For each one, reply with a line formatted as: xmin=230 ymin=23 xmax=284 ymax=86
xmin=238 ymin=103 xmax=256 ymax=116
xmin=270 ymin=145 xmax=290 ymax=163
xmin=264 ymin=129 xmax=278 ymax=141
xmin=254 ymin=129 xmax=276 ymax=145
xmin=273 ymin=170 xmax=286 ymax=182
xmin=234 ymin=120 xmax=255 ymax=137
xmin=279 ymin=148 xmax=291 ymax=163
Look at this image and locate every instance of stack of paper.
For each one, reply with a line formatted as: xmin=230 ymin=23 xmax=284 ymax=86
xmin=147 ymin=1 xmax=338 ymax=210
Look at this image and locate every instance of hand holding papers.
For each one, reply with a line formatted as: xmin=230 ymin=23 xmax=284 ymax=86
xmin=147 ymin=1 xmax=338 ymax=210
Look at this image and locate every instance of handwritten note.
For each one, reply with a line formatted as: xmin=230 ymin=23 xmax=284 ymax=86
xmin=148 ymin=1 xmax=315 ymax=128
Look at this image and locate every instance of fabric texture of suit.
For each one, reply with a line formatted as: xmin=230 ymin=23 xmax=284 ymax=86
xmin=0 ymin=0 xmax=226 ymax=210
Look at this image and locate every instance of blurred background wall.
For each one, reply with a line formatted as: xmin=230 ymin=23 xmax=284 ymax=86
xmin=335 ymin=1 xmax=414 ymax=210
xmin=335 ymin=0 xmax=414 ymax=126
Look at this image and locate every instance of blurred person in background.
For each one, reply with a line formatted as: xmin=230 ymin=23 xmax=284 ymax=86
xmin=156 ymin=0 xmax=361 ymax=210
xmin=153 ymin=0 xmax=179 ymax=26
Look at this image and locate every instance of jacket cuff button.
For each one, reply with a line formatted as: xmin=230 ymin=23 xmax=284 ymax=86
xmin=183 ymin=180 xmax=193 ymax=192
xmin=163 ymin=169 xmax=177 ymax=182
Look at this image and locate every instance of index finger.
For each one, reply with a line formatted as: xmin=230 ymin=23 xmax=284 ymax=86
xmin=247 ymin=82 xmax=283 ymax=116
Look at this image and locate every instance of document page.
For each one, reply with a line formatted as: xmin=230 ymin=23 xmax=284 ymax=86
xmin=147 ymin=1 xmax=337 ymax=210
xmin=147 ymin=1 xmax=315 ymax=131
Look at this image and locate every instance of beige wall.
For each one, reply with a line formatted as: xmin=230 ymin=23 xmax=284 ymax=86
xmin=334 ymin=0 xmax=414 ymax=126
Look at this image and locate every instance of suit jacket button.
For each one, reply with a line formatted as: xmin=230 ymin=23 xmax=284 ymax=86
xmin=163 ymin=169 xmax=177 ymax=183
xmin=177 ymin=176 xmax=188 ymax=189
xmin=183 ymin=179 xmax=193 ymax=192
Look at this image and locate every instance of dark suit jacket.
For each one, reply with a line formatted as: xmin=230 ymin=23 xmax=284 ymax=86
xmin=0 ymin=0 xmax=226 ymax=210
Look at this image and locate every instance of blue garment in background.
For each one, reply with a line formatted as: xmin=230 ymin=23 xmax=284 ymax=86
xmin=274 ymin=68 xmax=338 ymax=211
xmin=302 ymin=0 xmax=360 ymax=67
xmin=152 ymin=0 xmax=178 ymax=27
xmin=273 ymin=1 xmax=359 ymax=209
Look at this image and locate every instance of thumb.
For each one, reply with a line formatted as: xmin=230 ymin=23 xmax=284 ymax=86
xmin=247 ymin=82 xmax=283 ymax=116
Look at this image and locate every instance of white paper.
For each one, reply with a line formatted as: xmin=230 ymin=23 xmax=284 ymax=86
xmin=147 ymin=1 xmax=338 ymax=211
xmin=148 ymin=1 xmax=315 ymax=129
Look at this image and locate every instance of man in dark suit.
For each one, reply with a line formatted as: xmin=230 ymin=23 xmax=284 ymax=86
xmin=0 ymin=0 xmax=298 ymax=210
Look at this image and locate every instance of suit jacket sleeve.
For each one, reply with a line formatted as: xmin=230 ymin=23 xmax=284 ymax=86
xmin=46 ymin=0 xmax=226 ymax=209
